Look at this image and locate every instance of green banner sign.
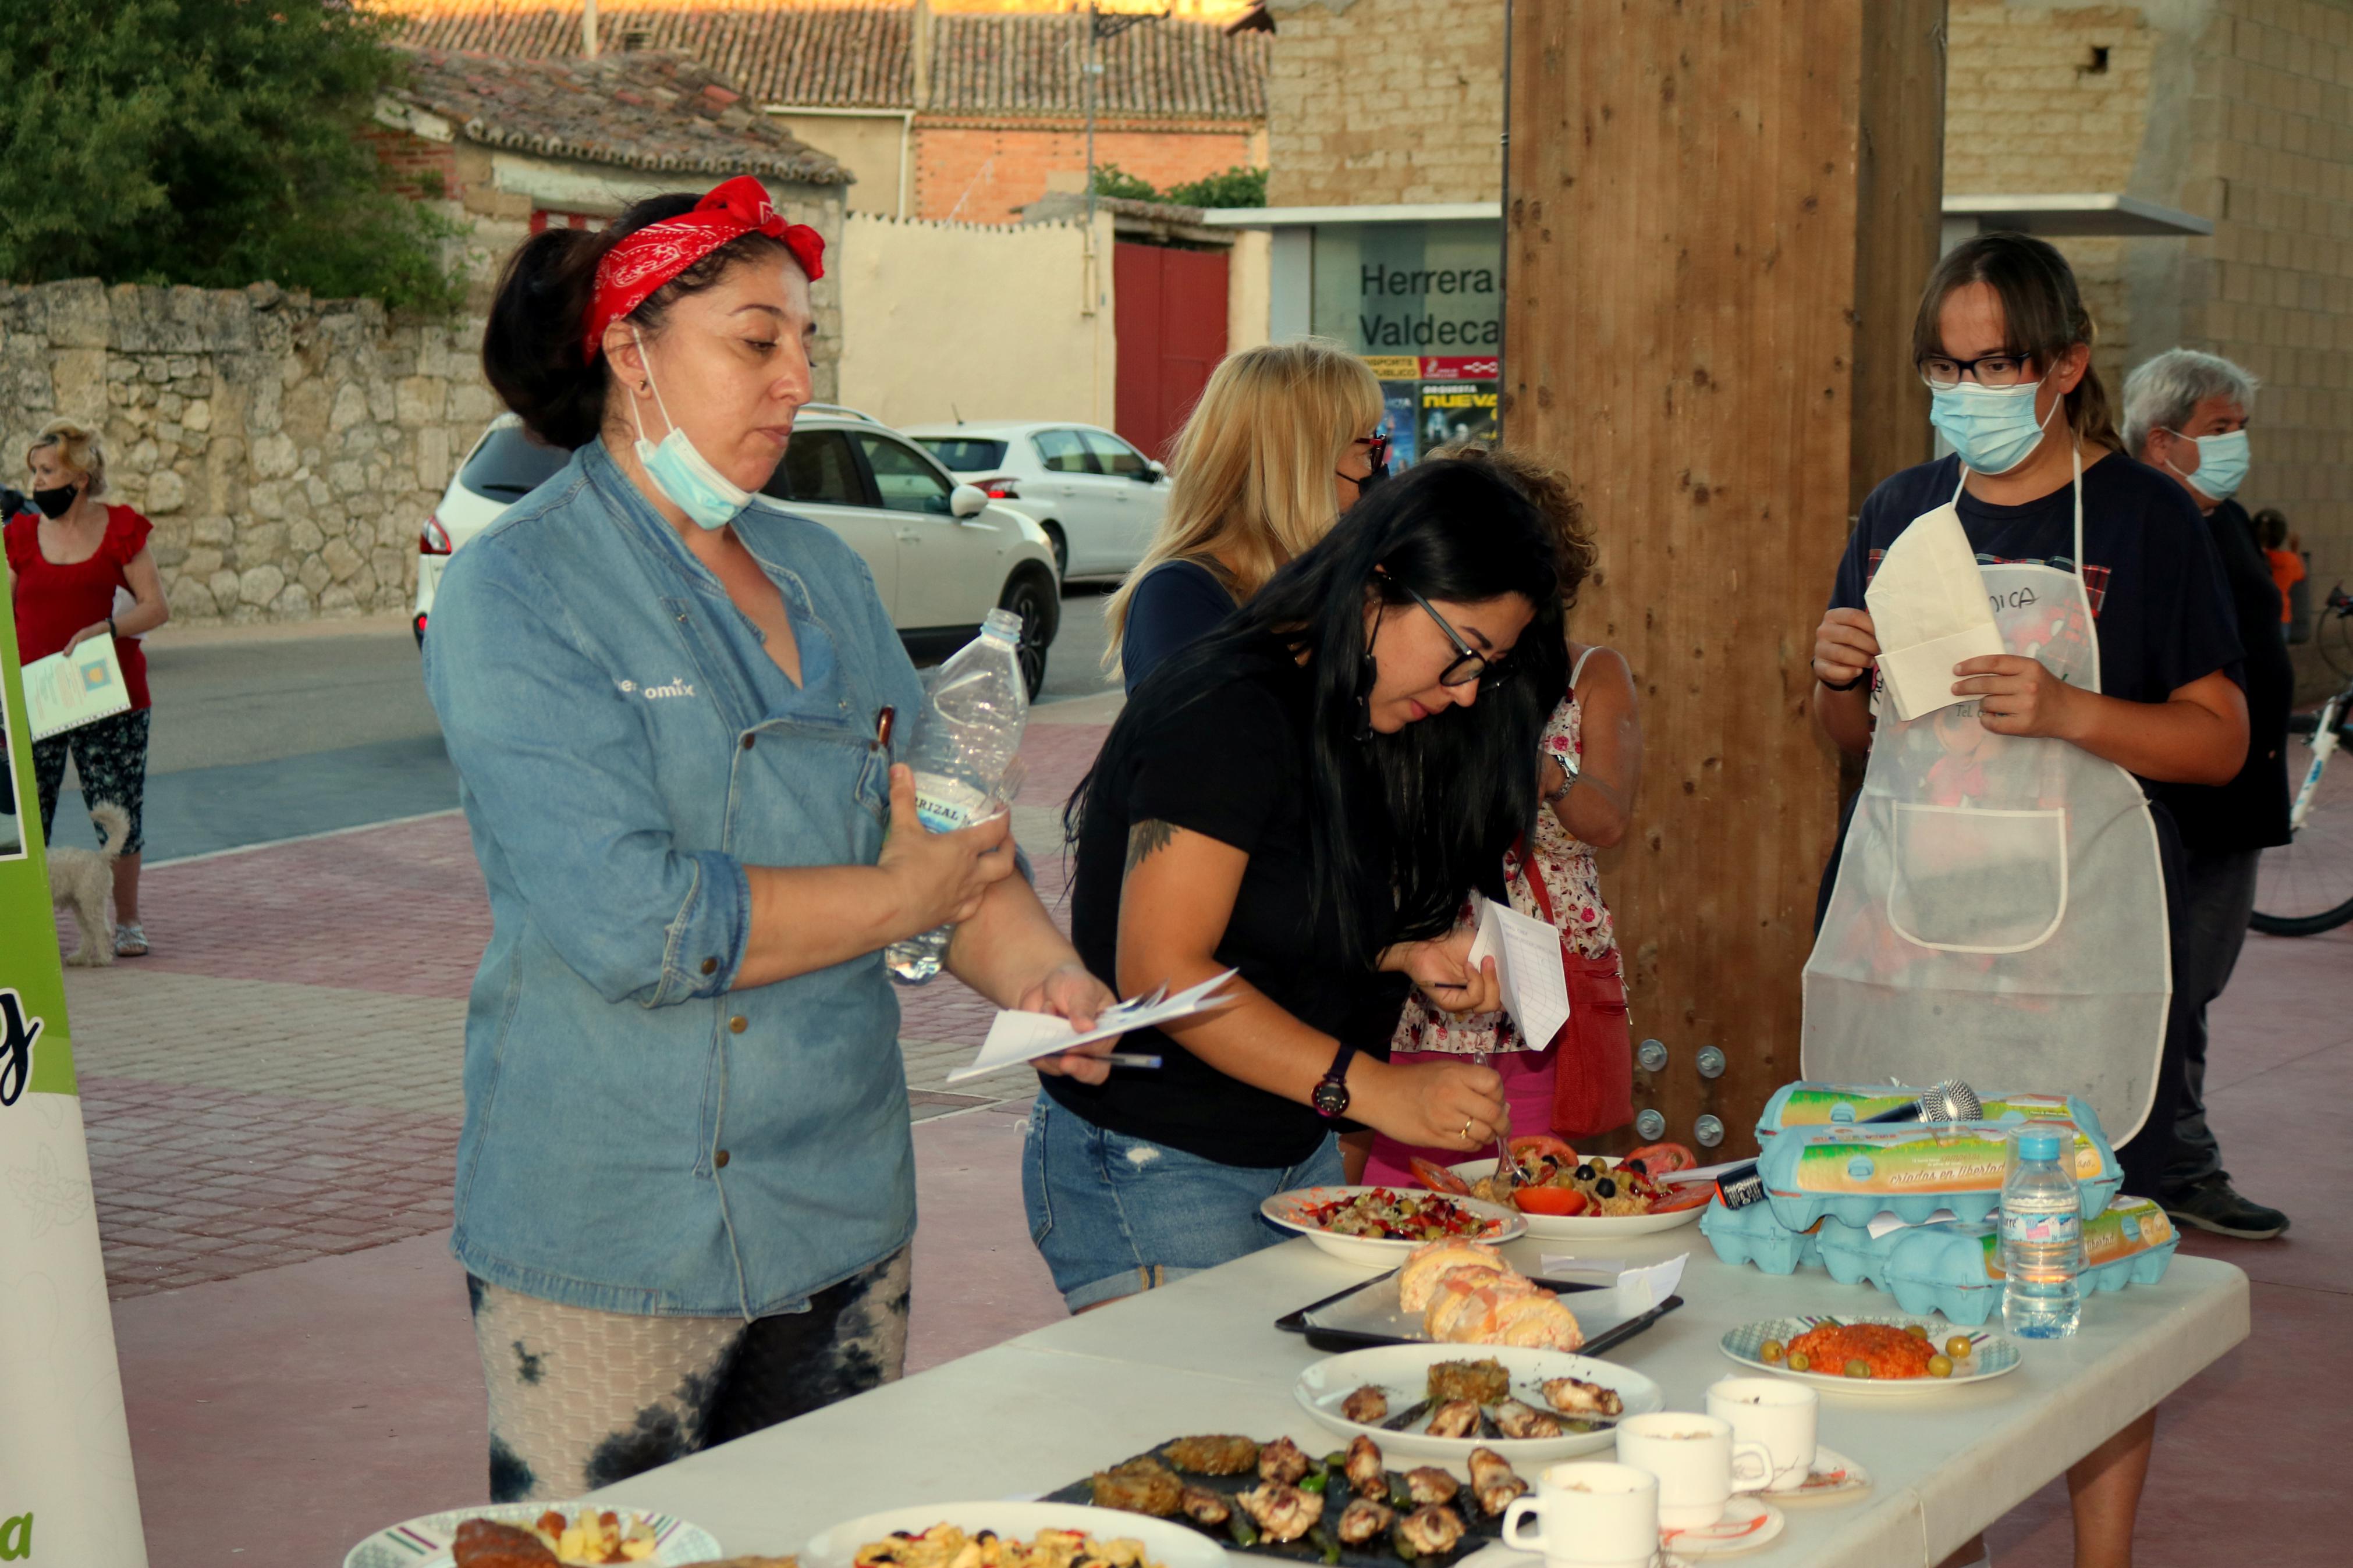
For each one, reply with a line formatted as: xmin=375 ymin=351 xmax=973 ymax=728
xmin=0 ymin=582 xmax=149 ymax=1564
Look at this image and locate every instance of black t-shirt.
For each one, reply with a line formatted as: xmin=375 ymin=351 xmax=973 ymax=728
xmin=1046 ymin=637 xmax=1408 ymax=1167
xmin=2155 ymin=499 xmax=2292 ymax=854
xmin=1831 ymin=452 xmax=2244 ymax=738
xmin=1120 ymin=559 xmax=1238 ymax=694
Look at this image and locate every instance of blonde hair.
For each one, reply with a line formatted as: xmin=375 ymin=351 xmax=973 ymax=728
xmin=27 ymin=419 xmax=107 ymax=497
xmin=1103 ymin=339 xmax=1382 ymax=674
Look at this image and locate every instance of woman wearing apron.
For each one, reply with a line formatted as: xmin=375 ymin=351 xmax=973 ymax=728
xmin=1805 ymin=233 xmax=2247 ymax=1568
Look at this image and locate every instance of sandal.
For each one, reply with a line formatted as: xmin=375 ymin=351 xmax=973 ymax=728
xmin=113 ymin=923 xmax=148 ymax=957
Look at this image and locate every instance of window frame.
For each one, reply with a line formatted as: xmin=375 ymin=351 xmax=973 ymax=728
xmin=765 ymin=425 xmax=878 ymax=509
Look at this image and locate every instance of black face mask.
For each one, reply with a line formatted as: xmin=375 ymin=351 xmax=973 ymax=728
xmin=31 ymin=483 xmax=77 ymax=519
xmin=1339 ymin=461 xmax=1389 ymax=504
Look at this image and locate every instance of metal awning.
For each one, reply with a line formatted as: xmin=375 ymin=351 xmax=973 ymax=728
xmin=1940 ymin=193 xmax=2213 ymax=242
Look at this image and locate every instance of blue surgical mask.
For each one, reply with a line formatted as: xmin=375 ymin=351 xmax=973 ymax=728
xmin=629 ymin=328 xmax=776 ymax=531
xmin=2165 ymin=428 xmax=2250 ymax=502
xmin=1929 ymin=379 xmax=2057 ymax=476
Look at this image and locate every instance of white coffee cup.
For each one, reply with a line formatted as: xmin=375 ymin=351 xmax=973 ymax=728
xmin=1614 ymin=1411 xmax=1773 ymax=1529
xmin=1502 ymin=1462 xmax=1660 ymax=1568
xmin=1707 ymin=1375 xmax=1819 ymax=1492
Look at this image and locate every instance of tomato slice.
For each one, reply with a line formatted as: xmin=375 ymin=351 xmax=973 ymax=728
xmin=1623 ymin=1141 xmax=1698 ymax=1175
xmin=1410 ymin=1157 xmax=1474 ymax=1196
xmin=1513 ymin=1185 xmax=1591 ymax=1217
xmin=1509 ymin=1134 xmax=1580 ymax=1167
xmin=1648 ymin=1181 xmax=1715 ymax=1213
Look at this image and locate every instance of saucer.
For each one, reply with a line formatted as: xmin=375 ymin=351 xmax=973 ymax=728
xmin=1658 ymin=1495 xmax=1784 ymax=1557
xmin=1770 ymin=1445 xmax=1872 ymax=1504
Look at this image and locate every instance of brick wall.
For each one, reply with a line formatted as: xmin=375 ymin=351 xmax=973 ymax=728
xmin=0 ymin=279 xmax=494 ymax=624
xmin=364 ymin=125 xmax=463 ymax=202
xmin=914 ymin=122 xmax=1259 ymax=222
xmin=1262 ymin=0 xmax=1504 ymax=207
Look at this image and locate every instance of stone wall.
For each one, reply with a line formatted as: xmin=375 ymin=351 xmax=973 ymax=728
xmin=1262 ymin=0 xmax=1504 ymax=207
xmin=0 ymin=278 xmax=493 ymax=624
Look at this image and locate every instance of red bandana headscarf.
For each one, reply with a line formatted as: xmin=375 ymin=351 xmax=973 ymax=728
xmin=581 ymin=176 xmax=826 ymax=362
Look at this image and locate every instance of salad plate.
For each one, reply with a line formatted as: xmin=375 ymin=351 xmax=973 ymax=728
xmin=1263 ymin=1185 xmax=1524 ymax=1267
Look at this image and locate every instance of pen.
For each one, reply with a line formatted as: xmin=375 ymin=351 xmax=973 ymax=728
xmin=1104 ymin=1053 xmax=1163 ymax=1069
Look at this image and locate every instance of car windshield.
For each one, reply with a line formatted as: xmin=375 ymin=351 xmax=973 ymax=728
xmin=458 ymin=424 xmax=571 ymax=500
xmin=916 ymin=438 xmax=1009 ymax=472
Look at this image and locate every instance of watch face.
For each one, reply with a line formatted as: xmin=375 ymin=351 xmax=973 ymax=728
xmin=1312 ymin=1079 xmax=1349 ymax=1118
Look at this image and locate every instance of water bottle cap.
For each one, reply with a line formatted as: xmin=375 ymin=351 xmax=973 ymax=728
xmin=981 ymin=607 xmax=1024 ymax=643
xmin=2015 ymin=1130 xmax=2061 ymax=1162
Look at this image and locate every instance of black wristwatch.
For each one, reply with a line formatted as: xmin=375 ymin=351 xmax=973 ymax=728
xmin=1312 ymin=1043 xmax=1358 ymax=1119
xmin=1819 ymin=666 xmax=1869 ymax=692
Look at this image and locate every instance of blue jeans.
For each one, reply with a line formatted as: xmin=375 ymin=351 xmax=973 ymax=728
xmin=1021 ymin=1093 xmax=1343 ymax=1311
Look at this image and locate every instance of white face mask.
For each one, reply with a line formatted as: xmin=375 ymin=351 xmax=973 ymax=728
xmin=628 ymin=328 xmax=777 ymax=531
xmin=1929 ymin=378 xmax=2057 ymax=476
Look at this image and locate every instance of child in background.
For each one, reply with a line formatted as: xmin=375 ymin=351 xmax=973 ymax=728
xmin=2255 ymin=508 xmax=2304 ymax=643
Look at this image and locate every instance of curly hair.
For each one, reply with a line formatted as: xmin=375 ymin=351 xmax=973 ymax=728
xmin=1424 ymin=440 xmax=1595 ymax=607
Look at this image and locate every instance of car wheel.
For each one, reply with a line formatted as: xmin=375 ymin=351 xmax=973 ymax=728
xmin=1041 ymin=521 xmax=1069 ymax=581
xmin=998 ymin=569 xmax=1058 ymax=699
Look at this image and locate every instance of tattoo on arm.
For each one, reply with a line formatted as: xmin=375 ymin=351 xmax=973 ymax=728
xmin=1126 ymin=818 xmax=1177 ymax=876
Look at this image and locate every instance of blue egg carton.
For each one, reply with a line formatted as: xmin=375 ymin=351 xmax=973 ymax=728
xmin=1758 ymin=1114 xmax=2125 ymax=1231
xmin=1825 ymin=1197 xmax=2182 ymax=1327
xmin=1754 ymin=1082 xmax=1933 ymax=1140
xmin=1699 ymin=1194 xmax=1822 ymax=1275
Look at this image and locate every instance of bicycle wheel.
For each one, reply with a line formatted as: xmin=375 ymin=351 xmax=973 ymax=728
xmin=2252 ymin=710 xmax=2353 ymax=936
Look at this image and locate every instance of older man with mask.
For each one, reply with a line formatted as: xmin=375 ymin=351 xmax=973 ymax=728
xmin=2123 ymin=349 xmax=2292 ymax=1240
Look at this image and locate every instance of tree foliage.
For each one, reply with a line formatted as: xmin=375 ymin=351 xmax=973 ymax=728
xmin=0 ymin=1 xmax=464 ymax=311
xmin=1089 ymin=163 xmax=1267 ymax=209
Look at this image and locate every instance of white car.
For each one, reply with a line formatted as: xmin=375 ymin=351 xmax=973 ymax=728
xmin=902 ymin=421 xmax=1169 ymax=582
xmin=416 ymin=408 xmax=1063 ymax=694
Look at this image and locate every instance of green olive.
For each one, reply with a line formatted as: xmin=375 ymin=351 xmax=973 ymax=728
xmin=1928 ymin=1354 xmax=1954 ymax=1378
xmin=1759 ymin=1339 xmax=1786 ymax=1364
xmin=1844 ymin=1359 xmax=1872 ymax=1379
xmin=1904 ymin=1322 xmax=1929 ymax=1339
xmin=1786 ymin=1351 xmax=1811 ymax=1373
xmin=1946 ymin=1336 xmax=1972 ymax=1360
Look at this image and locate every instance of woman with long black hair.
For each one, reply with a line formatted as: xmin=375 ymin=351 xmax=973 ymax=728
xmin=1025 ymin=459 xmax=1568 ymax=1312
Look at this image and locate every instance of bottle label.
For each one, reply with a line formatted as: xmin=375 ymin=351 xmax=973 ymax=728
xmin=1999 ymin=1206 xmax=2081 ymax=1249
xmin=911 ymin=772 xmax=991 ymax=834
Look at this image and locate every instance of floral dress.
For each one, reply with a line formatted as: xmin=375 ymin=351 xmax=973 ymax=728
xmin=1390 ymin=677 xmax=1617 ymax=1057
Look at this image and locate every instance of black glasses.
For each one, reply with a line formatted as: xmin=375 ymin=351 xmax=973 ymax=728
xmin=1355 ymin=432 xmax=1392 ymax=468
xmin=1919 ymin=352 xmax=2036 ymax=390
xmin=1397 ymin=581 xmax=1511 ymax=689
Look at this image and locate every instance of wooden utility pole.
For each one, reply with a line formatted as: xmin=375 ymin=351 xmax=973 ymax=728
xmin=1502 ymin=1 xmax=1948 ymax=1159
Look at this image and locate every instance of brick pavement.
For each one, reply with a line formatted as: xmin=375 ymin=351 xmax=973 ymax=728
xmin=60 ymin=720 xmax=1110 ymax=1302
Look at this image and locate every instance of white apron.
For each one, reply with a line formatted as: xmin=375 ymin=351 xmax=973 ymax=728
xmin=1802 ymin=453 xmax=2173 ymax=1144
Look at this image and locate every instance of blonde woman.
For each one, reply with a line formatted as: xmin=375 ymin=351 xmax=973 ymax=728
xmin=6 ymin=421 xmax=171 ymax=954
xmin=1109 ymin=339 xmax=1386 ymax=692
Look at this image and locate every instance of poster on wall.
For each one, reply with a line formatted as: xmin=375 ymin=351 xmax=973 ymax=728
xmin=1379 ymin=382 xmax=1421 ymax=468
xmin=1421 ymin=381 xmax=1500 ymax=449
xmin=0 ymin=589 xmax=150 ymax=1565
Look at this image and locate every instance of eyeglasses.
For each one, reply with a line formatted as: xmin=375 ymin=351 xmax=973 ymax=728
xmin=1919 ymin=353 xmax=2035 ymax=390
xmin=1397 ymin=581 xmax=1512 ymax=689
xmin=1354 ymin=432 xmax=1391 ymax=468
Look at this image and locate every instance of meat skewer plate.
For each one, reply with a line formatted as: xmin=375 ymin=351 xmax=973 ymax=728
xmin=1297 ymin=1343 xmax=1665 ymax=1462
xmin=803 ymin=1502 xmax=1226 ymax=1568
xmin=1262 ymin=1185 xmax=1526 ymax=1267
xmin=1719 ymin=1313 xmax=2021 ymax=1396
xmin=343 ymin=1503 xmax=720 ymax=1568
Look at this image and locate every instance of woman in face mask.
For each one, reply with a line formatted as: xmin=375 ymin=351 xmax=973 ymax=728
xmin=5 ymin=421 xmax=171 ymax=953
xmin=1106 ymin=338 xmax=1388 ymax=694
xmin=426 ymin=178 xmax=1117 ymax=1502
xmin=1804 ymin=232 xmax=2247 ymax=1568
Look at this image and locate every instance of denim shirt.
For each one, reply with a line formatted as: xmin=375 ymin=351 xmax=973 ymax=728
xmin=423 ymin=440 xmax=927 ymax=1318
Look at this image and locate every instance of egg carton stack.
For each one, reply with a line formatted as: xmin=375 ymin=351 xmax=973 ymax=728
xmin=1698 ymin=1083 xmax=2179 ymax=1326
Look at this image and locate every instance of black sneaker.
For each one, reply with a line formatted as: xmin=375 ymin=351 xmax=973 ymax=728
xmin=2162 ymin=1174 xmax=2290 ymax=1240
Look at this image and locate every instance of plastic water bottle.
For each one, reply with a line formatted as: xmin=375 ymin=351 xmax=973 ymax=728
xmin=2000 ymin=1128 xmax=2085 ymax=1338
xmin=883 ymin=609 xmax=1030 ymax=983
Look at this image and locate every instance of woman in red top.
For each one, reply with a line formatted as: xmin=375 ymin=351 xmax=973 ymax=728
xmin=5 ymin=420 xmax=171 ymax=953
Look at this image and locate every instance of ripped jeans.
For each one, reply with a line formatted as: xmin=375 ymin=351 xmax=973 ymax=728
xmin=1021 ymin=1093 xmax=1342 ymax=1312
xmin=466 ymin=1247 xmax=909 ymax=1501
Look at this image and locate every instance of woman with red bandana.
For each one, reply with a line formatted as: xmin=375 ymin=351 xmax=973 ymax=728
xmin=424 ymin=179 xmax=1119 ymax=1500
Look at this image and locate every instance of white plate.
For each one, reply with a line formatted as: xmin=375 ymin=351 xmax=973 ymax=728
xmin=1768 ymin=1444 xmax=1871 ymax=1504
xmin=1717 ymin=1314 xmax=2021 ymax=1395
xmin=1263 ymin=1185 xmax=1525 ymax=1267
xmin=804 ymin=1502 xmax=1228 ymax=1568
xmin=1659 ymin=1494 xmax=1783 ymax=1556
xmin=1296 ymin=1341 xmax=1664 ymax=1462
xmin=1445 ymin=1158 xmax=1709 ymax=1239
xmin=343 ymin=1503 xmax=719 ymax=1568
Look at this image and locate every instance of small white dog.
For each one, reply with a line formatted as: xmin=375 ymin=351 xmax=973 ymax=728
xmin=49 ymin=802 xmax=131 ymax=967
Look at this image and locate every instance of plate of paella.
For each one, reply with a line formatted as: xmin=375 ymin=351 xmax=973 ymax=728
xmin=1719 ymin=1313 xmax=2020 ymax=1395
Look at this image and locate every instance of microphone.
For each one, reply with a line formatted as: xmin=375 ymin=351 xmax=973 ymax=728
xmin=1700 ymin=1080 xmax=1982 ymax=1210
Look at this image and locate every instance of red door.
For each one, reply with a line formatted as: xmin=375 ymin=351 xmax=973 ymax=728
xmin=1114 ymin=242 xmax=1230 ymax=463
